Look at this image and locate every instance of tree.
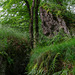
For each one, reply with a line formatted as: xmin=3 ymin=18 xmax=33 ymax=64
xmin=0 ymin=0 xmax=74 ymax=48
xmin=24 ymin=0 xmax=35 ymax=49
xmin=25 ymin=0 xmax=40 ymax=48
xmin=35 ymin=0 xmax=40 ymax=42
xmin=0 ymin=0 xmax=40 ymax=49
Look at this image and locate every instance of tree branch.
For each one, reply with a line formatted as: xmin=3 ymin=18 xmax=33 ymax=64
xmin=23 ymin=0 xmax=31 ymax=17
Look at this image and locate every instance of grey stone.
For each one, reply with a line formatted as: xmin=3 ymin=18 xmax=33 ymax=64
xmin=40 ymin=7 xmax=70 ymax=38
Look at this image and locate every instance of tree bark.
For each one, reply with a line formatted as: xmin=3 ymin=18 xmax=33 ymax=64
xmin=24 ymin=0 xmax=35 ymax=49
xmin=24 ymin=0 xmax=31 ymax=17
xmin=35 ymin=0 xmax=40 ymax=42
xmin=29 ymin=0 xmax=35 ymax=48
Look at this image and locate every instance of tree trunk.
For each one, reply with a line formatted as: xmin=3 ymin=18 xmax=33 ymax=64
xmin=24 ymin=0 xmax=35 ymax=49
xmin=35 ymin=0 xmax=40 ymax=43
xmin=24 ymin=0 xmax=31 ymax=17
xmin=29 ymin=0 xmax=35 ymax=48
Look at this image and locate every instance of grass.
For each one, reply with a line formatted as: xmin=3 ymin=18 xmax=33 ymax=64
xmin=30 ymin=38 xmax=75 ymax=63
xmin=28 ymin=37 xmax=75 ymax=75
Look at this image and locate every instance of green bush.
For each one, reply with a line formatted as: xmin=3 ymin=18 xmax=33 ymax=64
xmin=0 ymin=26 xmax=30 ymax=75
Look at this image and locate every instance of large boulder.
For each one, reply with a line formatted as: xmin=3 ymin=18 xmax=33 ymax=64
xmin=40 ymin=7 xmax=70 ymax=38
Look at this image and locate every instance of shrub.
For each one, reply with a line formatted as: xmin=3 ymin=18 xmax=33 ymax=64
xmin=0 ymin=26 xmax=30 ymax=75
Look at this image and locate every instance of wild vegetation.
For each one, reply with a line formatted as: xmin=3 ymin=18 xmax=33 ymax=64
xmin=0 ymin=0 xmax=75 ymax=75
xmin=0 ymin=26 xmax=30 ymax=75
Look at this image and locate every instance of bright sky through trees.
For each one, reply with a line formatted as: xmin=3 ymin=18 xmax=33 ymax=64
xmin=0 ymin=7 xmax=3 ymax=10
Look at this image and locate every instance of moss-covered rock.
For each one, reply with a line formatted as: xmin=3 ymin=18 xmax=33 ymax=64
xmin=40 ymin=3 xmax=75 ymax=37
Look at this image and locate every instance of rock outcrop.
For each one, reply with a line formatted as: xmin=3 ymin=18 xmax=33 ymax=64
xmin=40 ymin=7 xmax=70 ymax=38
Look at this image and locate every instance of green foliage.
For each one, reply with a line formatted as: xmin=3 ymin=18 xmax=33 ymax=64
xmin=0 ymin=25 xmax=30 ymax=54
xmin=41 ymin=3 xmax=68 ymax=17
xmin=0 ymin=0 xmax=75 ymax=75
xmin=28 ymin=38 xmax=75 ymax=75
xmin=50 ymin=29 xmax=70 ymax=44
xmin=37 ymin=28 xmax=70 ymax=47
xmin=0 ymin=26 xmax=30 ymax=75
xmin=40 ymin=0 xmax=75 ymax=6
xmin=40 ymin=2 xmax=75 ymax=26
xmin=0 ymin=0 xmax=31 ymax=31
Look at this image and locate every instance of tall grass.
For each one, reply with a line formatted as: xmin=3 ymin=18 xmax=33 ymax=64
xmin=28 ymin=38 xmax=75 ymax=75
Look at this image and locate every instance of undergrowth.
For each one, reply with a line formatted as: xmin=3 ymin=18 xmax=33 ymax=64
xmin=0 ymin=26 xmax=30 ymax=75
xmin=28 ymin=37 xmax=75 ymax=75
